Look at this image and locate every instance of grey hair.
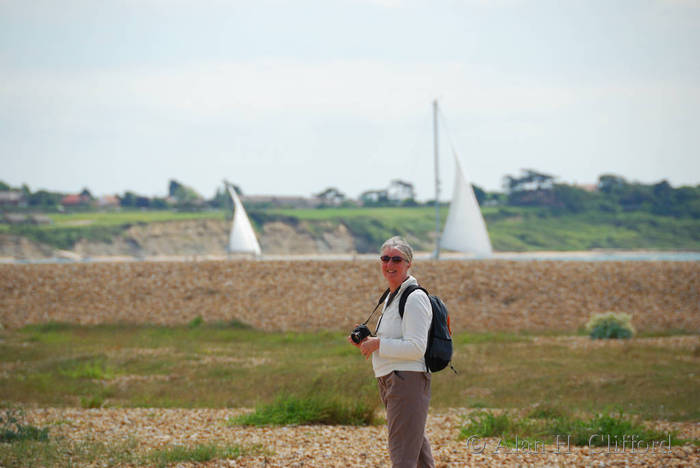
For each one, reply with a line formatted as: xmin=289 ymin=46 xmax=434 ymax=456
xmin=380 ymin=236 xmax=414 ymax=264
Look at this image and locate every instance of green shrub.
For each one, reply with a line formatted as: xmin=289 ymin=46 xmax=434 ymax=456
xmin=80 ymin=395 xmax=104 ymax=409
xmin=458 ymin=409 xmax=683 ymax=447
xmin=459 ymin=410 xmax=518 ymax=438
xmin=209 ymin=319 xmax=253 ymax=329
xmin=547 ymin=411 xmax=679 ymax=447
xmin=526 ymin=404 xmax=568 ymax=420
xmin=60 ymin=358 xmax=114 ymax=380
xmin=586 ymin=312 xmax=635 ymax=339
xmin=188 ymin=316 xmax=204 ymax=328
xmin=0 ymin=407 xmax=49 ymax=443
xmin=231 ymin=393 xmax=378 ymax=426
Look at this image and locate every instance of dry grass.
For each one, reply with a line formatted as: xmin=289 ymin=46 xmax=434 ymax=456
xmin=1 ymin=260 xmax=698 ymax=333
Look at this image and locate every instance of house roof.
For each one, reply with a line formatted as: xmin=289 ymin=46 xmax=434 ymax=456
xmin=61 ymin=194 xmax=87 ymax=205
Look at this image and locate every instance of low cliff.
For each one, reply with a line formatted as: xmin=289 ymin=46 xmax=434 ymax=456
xmin=0 ymin=218 xmax=361 ymax=259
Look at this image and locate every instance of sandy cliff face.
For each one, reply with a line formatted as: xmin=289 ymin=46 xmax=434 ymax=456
xmin=0 ymin=219 xmax=358 ymax=259
xmin=73 ymin=219 xmax=230 ymax=257
xmin=0 ymin=234 xmax=54 ymax=259
xmin=260 ymin=221 xmax=355 ymax=254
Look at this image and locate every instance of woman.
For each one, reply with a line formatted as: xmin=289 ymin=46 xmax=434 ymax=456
xmin=348 ymin=236 xmax=435 ymax=468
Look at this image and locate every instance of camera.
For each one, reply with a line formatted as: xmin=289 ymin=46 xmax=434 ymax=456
xmin=350 ymin=324 xmax=371 ymax=344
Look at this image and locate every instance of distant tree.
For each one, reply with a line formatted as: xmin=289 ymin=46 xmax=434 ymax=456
xmin=210 ymin=187 xmax=229 ymax=209
xmin=387 ymin=180 xmax=416 ymax=204
xmin=119 ymin=191 xmax=150 ymax=208
xmin=28 ymin=190 xmax=63 ymax=207
xmin=119 ymin=192 xmax=136 ymax=207
xmin=135 ymin=196 xmax=150 ymax=208
xmin=651 ymin=180 xmax=673 ymax=215
xmin=504 ymin=169 xmax=556 ymax=206
xmin=551 ymin=184 xmax=594 ymax=213
xmin=504 ymin=169 xmax=555 ymax=194
xmin=597 ymin=174 xmax=627 ymax=194
xmin=168 ymin=179 xmax=202 ymax=204
xmin=0 ymin=180 xmax=10 ymax=191
xmin=79 ymin=188 xmax=94 ymax=200
xmin=471 ymin=184 xmax=486 ymax=205
xmin=360 ymin=189 xmax=389 ymax=206
xmin=673 ymin=185 xmax=700 ymax=218
xmin=315 ymin=187 xmax=346 ymax=206
xmin=151 ymin=197 xmax=169 ymax=209
xmin=168 ymin=180 xmax=183 ymax=198
xmin=618 ymin=184 xmax=654 ymax=211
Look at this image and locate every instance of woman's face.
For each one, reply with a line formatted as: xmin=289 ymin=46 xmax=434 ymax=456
xmin=381 ymin=246 xmax=411 ymax=289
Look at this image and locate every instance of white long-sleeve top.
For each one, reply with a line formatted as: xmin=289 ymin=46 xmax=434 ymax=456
xmin=372 ymin=275 xmax=432 ymax=378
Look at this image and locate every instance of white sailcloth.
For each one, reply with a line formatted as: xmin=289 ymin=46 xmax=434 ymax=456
xmin=226 ymin=185 xmax=261 ymax=255
xmin=440 ymin=152 xmax=493 ymax=257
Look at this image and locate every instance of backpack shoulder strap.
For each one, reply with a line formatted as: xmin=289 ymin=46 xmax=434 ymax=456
xmin=398 ymin=285 xmax=428 ymax=319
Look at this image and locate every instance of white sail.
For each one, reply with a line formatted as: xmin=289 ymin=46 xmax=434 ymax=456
xmin=226 ymin=185 xmax=262 ymax=255
xmin=440 ymin=151 xmax=492 ymax=257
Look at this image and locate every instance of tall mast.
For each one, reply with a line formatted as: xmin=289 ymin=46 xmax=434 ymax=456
xmin=433 ymin=99 xmax=440 ymax=259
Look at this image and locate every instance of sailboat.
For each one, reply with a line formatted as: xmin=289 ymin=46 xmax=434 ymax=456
xmin=432 ymin=100 xmax=493 ymax=258
xmin=224 ymin=181 xmax=262 ymax=256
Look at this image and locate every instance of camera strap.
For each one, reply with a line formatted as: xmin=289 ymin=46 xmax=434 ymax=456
xmin=373 ymin=278 xmax=410 ymax=334
xmin=361 ymin=288 xmax=390 ymax=327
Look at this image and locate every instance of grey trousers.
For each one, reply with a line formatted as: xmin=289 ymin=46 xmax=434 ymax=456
xmin=377 ymin=370 xmax=435 ymax=468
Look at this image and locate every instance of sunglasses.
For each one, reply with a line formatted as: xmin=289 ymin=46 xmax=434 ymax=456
xmin=380 ymin=255 xmax=406 ymax=264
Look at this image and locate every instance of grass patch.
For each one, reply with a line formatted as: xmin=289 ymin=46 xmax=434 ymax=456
xmin=0 ymin=434 xmax=259 ymax=468
xmin=20 ymin=322 xmax=75 ymax=334
xmin=232 ymin=393 xmax=379 ymax=426
xmin=0 ymin=407 xmax=49 ymax=443
xmin=146 ymin=443 xmax=256 ymax=468
xmin=0 ymin=437 xmax=141 ymax=468
xmin=1 ymin=325 xmax=697 ymax=421
xmin=459 ymin=409 xmax=687 ymax=448
xmin=58 ymin=356 xmax=114 ymax=380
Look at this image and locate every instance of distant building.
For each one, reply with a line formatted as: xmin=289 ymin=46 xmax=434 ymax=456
xmin=96 ymin=195 xmax=120 ymax=208
xmin=0 ymin=191 xmax=24 ymax=207
xmin=61 ymin=193 xmax=91 ymax=206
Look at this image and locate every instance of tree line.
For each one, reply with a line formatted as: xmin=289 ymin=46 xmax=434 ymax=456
xmin=495 ymin=169 xmax=698 ymax=218
xmin=1 ymin=171 xmax=698 ymax=218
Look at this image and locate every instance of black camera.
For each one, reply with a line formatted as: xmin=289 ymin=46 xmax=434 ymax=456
xmin=350 ymin=324 xmax=371 ymax=344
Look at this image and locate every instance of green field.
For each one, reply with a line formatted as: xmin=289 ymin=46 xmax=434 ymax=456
xmin=1 ymin=323 xmax=697 ymax=421
xmin=3 ymin=206 xmax=699 ymax=252
xmin=264 ymin=206 xmax=700 ymax=251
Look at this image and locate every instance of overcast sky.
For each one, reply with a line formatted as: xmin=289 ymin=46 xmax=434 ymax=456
xmin=1 ymin=0 xmax=698 ymax=200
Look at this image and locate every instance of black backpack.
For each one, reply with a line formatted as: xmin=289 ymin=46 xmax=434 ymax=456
xmin=398 ymin=285 xmax=455 ymax=373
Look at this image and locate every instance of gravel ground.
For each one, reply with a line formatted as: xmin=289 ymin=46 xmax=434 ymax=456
xmin=23 ymin=408 xmax=699 ymax=467
xmin=1 ymin=260 xmax=698 ymax=332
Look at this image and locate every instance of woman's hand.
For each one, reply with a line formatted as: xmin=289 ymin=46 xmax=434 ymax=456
xmin=347 ymin=334 xmax=362 ymax=349
xmin=347 ymin=324 xmax=362 ymax=349
xmin=360 ymin=337 xmax=380 ymax=359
